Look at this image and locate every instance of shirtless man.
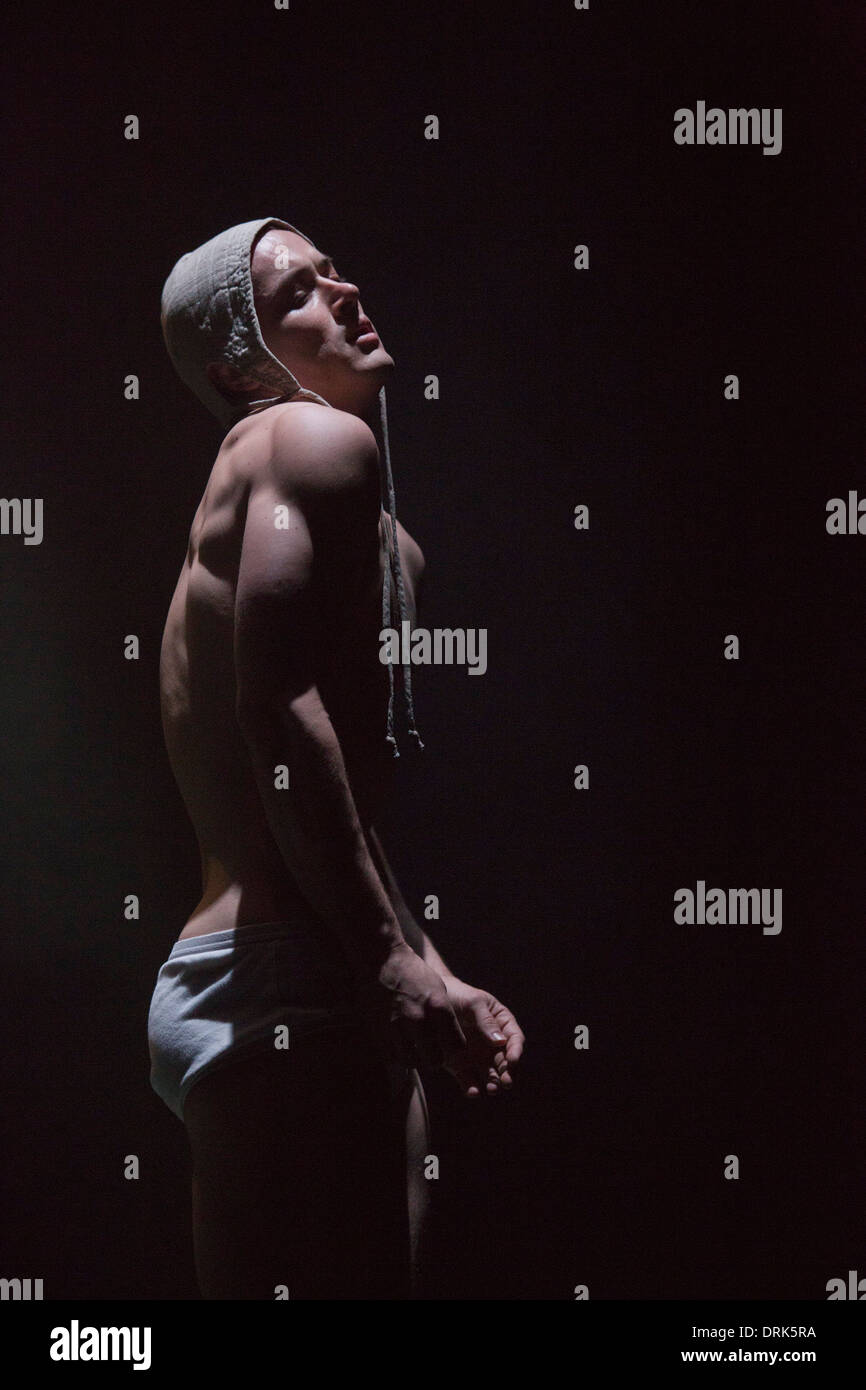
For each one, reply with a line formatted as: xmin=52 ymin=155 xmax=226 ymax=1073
xmin=148 ymin=218 xmax=524 ymax=1299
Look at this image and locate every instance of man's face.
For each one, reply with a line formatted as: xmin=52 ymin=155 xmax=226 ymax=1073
xmin=250 ymin=228 xmax=394 ymax=410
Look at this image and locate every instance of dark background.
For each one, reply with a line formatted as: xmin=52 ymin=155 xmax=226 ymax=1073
xmin=0 ymin=1 xmax=862 ymax=1299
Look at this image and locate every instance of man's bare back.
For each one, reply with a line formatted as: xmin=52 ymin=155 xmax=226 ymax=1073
xmin=160 ymin=399 xmax=424 ymax=943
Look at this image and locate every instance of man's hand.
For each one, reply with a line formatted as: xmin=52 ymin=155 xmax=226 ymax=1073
xmin=359 ymin=943 xmax=468 ymax=1070
xmin=438 ymin=976 xmax=525 ymax=1099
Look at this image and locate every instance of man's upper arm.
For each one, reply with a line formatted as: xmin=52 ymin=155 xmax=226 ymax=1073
xmin=233 ymin=407 xmax=381 ymax=724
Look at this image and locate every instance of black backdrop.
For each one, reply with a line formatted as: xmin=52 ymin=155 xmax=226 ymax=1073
xmin=1 ymin=0 xmax=862 ymax=1300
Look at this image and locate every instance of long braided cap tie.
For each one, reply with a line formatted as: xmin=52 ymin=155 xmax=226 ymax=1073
xmin=378 ymin=384 xmax=424 ymax=758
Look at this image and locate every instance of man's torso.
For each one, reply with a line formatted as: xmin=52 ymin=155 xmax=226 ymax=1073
xmin=159 ymin=401 xmax=423 ymax=941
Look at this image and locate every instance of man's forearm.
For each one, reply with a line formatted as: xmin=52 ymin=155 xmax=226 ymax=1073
xmin=366 ymin=826 xmax=455 ymax=979
xmin=238 ymin=694 xmax=407 ymax=971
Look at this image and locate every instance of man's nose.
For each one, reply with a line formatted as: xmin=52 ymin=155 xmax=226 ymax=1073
xmin=330 ymin=273 xmax=359 ymax=301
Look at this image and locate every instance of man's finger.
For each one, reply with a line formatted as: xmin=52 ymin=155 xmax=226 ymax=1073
xmin=444 ymin=1054 xmax=483 ymax=1097
xmin=471 ymin=1000 xmax=508 ymax=1048
xmin=489 ymin=1002 xmax=524 ymax=1066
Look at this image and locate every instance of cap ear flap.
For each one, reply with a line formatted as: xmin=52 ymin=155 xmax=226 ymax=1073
xmin=205 ymin=361 xmax=262 ymax=398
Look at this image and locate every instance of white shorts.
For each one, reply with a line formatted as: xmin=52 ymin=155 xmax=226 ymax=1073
xmin=147 ymin=917 xmax=365 ymax=1122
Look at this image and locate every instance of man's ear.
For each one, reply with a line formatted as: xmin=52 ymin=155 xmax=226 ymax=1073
xmin=206 ymin=360 xmax=262 ymax=399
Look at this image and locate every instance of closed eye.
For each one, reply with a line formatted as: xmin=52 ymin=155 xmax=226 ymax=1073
xmin=283 ymin=269 xmax=349 ymax=310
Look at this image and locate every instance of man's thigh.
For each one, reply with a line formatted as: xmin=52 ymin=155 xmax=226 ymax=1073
xmin=405 ymin=1067 xmax=432 ymax=1295
xmin=183 ymin=1026 xmax=412 ymax=1299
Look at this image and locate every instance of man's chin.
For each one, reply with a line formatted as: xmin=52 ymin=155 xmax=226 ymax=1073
xmin=359 ymin=349 xmax=396 ymax=383
xmin=363 ymin=345 xmax=395 ymax=370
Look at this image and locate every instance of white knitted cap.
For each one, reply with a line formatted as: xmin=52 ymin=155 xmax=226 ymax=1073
xmin=160 ymin=216 xmax=331 ymax=430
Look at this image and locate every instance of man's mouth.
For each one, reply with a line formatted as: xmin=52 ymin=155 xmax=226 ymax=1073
xmin=351 ymin=317 xmax=379 ymax=345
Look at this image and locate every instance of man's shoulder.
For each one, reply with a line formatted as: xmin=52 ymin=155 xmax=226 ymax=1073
xmin=215 ymin=403 xmax=381 ymax=535
xmin=250 ymin=401 xmax=379 ymax=497
xmin=270 ymin=399 xmax=374 ymax=443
